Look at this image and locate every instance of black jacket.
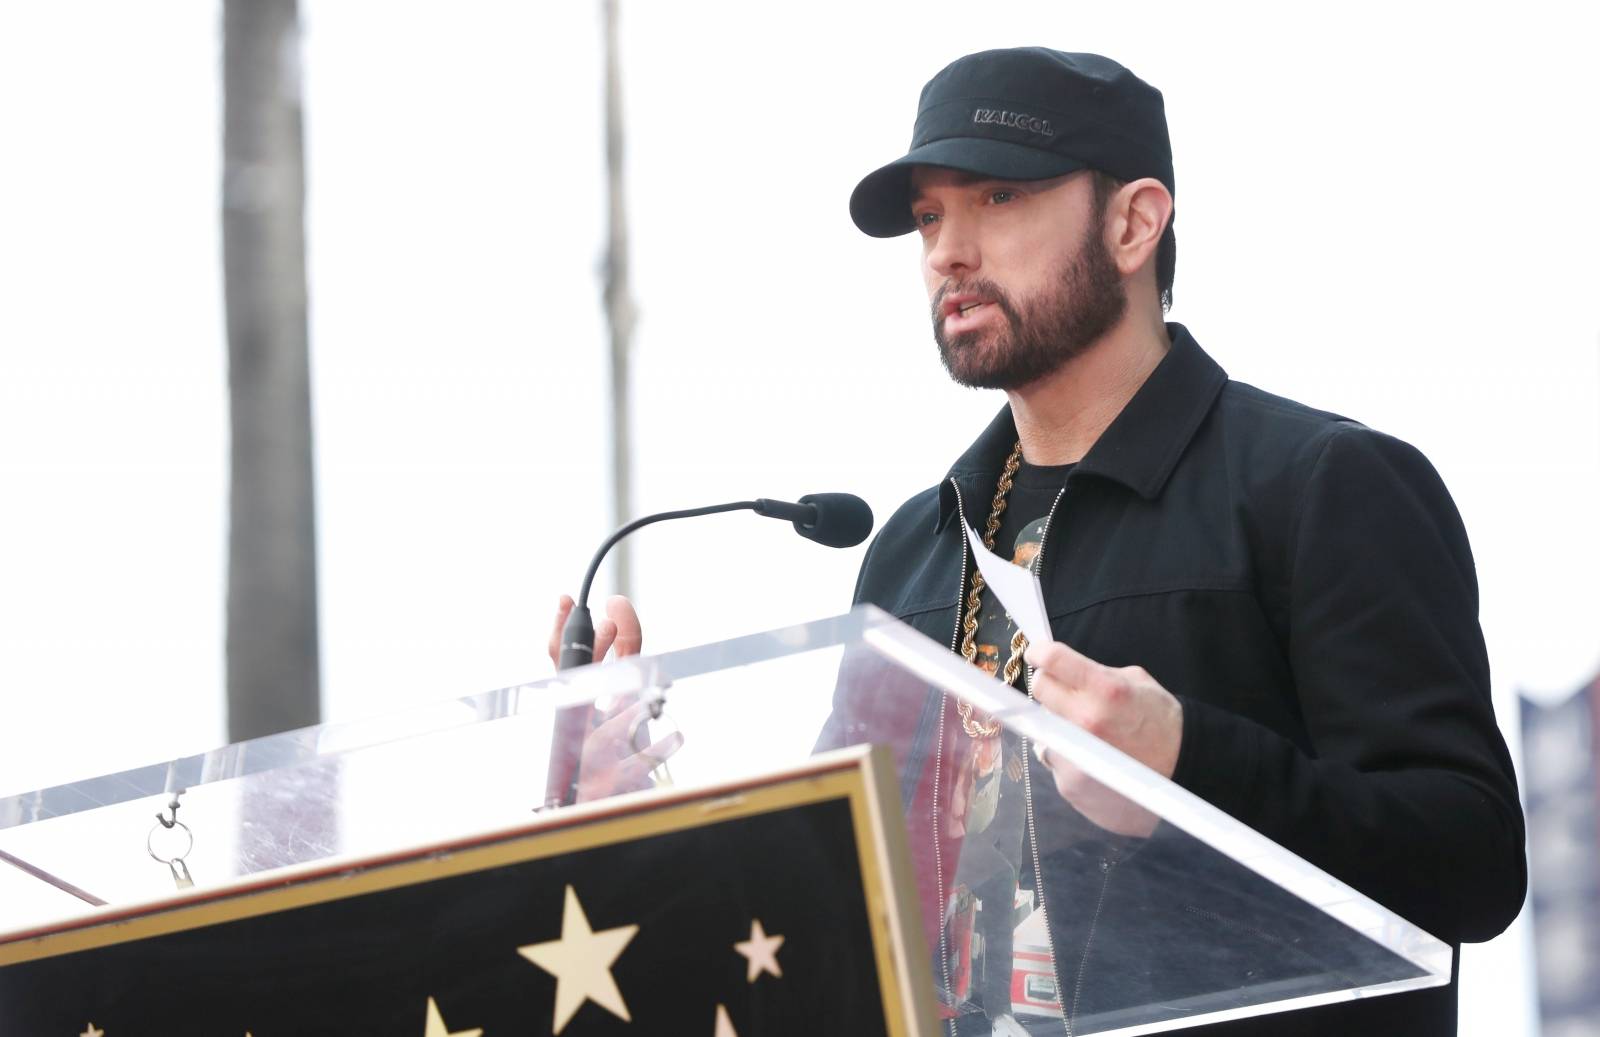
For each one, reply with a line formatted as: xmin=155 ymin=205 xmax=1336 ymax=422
xmin=851 ymin=324 xmax=1525 ymax=1035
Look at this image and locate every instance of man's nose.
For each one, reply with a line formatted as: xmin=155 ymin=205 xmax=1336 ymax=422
xmin=926 ymin=214 xmax=980 ymax=278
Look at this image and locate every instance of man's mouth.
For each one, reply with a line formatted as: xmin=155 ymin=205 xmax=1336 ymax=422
xmin=944 ymin=296 xmax=993 ymax=320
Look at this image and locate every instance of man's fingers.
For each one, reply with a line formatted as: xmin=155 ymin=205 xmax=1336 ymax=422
xmin=606 ymin=731 xmax=685 ymax=792
xmin=1027 ymin=640 xmax=1125 ymax=717
xmin=1029 ymin=663 xmax=1084 ymax=711
xmin=605 ymin=596 xmax=643 ymax=657
xmin=593 ymin=699 xmax=651 ymax=740
xmin=592 ymin=617 xmax=618 ymax=663
xmin=1036 ymin=745 xmax=1103 ymax=803
xmin=548 ymin=595 xmax=575 ymax=667
xmin=1025 ymin=639 xmax=1100 ymax=686
xmin=1036 ymin=743 xmax=1160 ymax=838
xmin=639 ymin=730 xmax=684 ymax=766
xmin=623 ymin=731 xmax=685 ymax=784
xmin=1032 ymin=666 xmax=1127 ymax=738
xmin=549 ymin=595 xmax=640 ymax=668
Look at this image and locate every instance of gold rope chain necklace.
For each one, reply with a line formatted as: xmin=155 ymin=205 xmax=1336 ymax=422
xmin=957 ymin=440 xmax=1029 ymax=738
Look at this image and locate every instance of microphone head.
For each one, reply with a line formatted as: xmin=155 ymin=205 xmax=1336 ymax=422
xmin=794 ymin=493 xmax=874 ymax=548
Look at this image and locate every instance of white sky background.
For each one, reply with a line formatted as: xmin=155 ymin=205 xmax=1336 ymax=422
xmin=1 ymin=2 xmax=1596 ymax=1032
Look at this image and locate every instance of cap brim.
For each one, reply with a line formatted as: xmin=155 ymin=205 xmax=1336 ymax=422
xmin=849 ymin=137 xmax=1088 ymax=238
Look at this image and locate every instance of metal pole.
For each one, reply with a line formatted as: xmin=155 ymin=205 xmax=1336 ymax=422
xmin=601 ymin=0 xmax=637 ymax=598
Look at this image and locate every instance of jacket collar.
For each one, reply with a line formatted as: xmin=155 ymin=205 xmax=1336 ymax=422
xmin=936 ymin=323 xmax=1227 ymax=531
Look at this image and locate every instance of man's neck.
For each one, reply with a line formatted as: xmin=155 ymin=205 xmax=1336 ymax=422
xmin=1007 ymin=315 xmax=1171 ymax=466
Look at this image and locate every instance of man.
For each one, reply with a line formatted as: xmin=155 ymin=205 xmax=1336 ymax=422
xmin=839 ymin=47 xmax=1524 ymax=1035
xmin=553 ymin=47 xmax=1524 ymax=1036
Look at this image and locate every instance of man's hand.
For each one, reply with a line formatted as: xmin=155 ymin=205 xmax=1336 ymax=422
xmin=1024 ymin=640 xmax=1184 ymax=837
xmin=548 ymin=594 xmax=643 ymax=669
xmin=575 ymin=697 xmax=684 ymax=801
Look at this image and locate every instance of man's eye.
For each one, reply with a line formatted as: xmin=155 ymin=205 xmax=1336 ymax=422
xmin=915 ymin=212 xmax=940 ymax=227
xmin=990 ymin=190 xmax=1016 ymax=204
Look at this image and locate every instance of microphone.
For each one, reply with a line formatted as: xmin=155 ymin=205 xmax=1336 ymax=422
xmin=556 ymin=493 xmax=873 ymax=671
xmin=544 ymin=492 xmax=873 ymax=809
xmin=757 ymin=492 xmax=876 ymax=549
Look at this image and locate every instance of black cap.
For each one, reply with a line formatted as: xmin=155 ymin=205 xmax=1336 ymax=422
xmin=849 ymin=48 xmax=1174 ymax=238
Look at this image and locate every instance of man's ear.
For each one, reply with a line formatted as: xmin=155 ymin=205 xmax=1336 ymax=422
xmin=1107 ymin=177 xmax=1173 ymax=279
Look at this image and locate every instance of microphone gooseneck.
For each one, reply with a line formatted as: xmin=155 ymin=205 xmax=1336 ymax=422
xmin=557 ymin=500 xmax=756 ymax=671
xmin=575 ymin=502 xmax=755 ymax=611
xmin=556 ymin=493 xmax=874 ymax=671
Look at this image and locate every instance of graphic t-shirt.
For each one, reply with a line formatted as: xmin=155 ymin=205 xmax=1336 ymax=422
xmin=946 ymin=460 xmax=1073 ymax=1024
xmin=969 ymin=461 xmax=1074 ymax=686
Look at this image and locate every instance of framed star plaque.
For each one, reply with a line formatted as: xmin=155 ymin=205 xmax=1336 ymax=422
xmin=0 ymin=745 xmax=935 ymax=1036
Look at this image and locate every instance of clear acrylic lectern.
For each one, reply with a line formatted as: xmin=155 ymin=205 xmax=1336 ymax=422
xmin=0 ymin=606 xmax=1448 ymax=1034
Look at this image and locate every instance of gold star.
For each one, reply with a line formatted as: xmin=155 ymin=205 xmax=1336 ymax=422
xmin=714 ymin=1003 xmax=739 ymax=1037
xmin=80 ymin=1026 xmax=104 ymax=1037
xmin=733 ymin=918 xmax=784 ymax=983
xmin=423 ymin=996 xmax=482 ymax=1037
xmin=518 ymin=884 xmax=639 ymax=1034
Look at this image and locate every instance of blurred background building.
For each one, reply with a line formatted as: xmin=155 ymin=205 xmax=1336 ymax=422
xmin=1 ymin=2 xmax=1596 ymax=1032
xmin=1523 ymin=672 xmax=1600 ymax=1037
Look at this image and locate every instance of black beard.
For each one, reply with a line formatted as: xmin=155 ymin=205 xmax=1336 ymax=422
xmin=931 ymin=222 xmax=1127 ymax=391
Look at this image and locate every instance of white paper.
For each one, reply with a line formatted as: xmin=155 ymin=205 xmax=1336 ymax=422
xmin=962 ymin=521 xmax=1054 ymax=648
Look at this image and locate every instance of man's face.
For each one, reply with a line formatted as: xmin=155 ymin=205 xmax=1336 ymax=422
xmin=910 ymin=167 xmax=1127 ymax=390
